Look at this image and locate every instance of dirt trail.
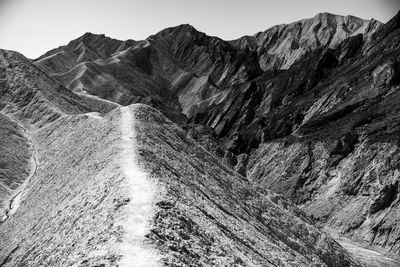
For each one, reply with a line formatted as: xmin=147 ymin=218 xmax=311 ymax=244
xmin=118 ymin=106 xmax=160 ymax=267
xmin=76 ymin=90 xmax=121 ymax=108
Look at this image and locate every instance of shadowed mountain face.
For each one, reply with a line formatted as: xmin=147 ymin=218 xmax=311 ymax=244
xmin=0 ymin=10 xmax=400 ymax=267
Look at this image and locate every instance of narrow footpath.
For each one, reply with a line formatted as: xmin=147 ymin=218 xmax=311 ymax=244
xmin=118 ymin=106 xmax=160 ymax=267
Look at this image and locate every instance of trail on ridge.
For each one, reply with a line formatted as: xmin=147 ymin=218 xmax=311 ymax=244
xmin=118 ymin=106 xmax=160 ymax=267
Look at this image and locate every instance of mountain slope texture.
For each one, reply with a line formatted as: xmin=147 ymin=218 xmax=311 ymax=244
xmin=0 ymin=11 xmax=400 ymax=267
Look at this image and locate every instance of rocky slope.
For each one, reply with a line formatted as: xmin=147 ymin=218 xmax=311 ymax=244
xmin=178 ymin=11 xmax=400 ymax=258
xmin=244 ymin=11 xmax=400 ymax=256
xmin=0 ymin=47 xmax=364 ymax=266
xmin=184 ymin=10 xmax=400 ymax=259
xmin=0 ymin=48 xmax=113 ymax=223
xmin=0 ymin=49 xmax=115 ymax=127
xmin=230 ymin=13 xmax=382 ymax=70
xmin=131 ymin=104 xmax=358 ymax=266
xmin=1 ymin=10 xmax=400 ymax=266
xmin=0 ymin=100 xmax=360 ymax=266
xmin=0 ymin=113 xmax=33 ymax=222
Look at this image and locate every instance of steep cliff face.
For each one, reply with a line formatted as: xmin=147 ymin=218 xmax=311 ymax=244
xmin=244 ymin=11 xmax=400 ymax=256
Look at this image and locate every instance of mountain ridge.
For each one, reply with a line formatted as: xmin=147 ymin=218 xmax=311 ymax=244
xmin=230 ymin=12 xmax=381 ymax=70
xmin=0 ymin=103 xmax=362 ymax=266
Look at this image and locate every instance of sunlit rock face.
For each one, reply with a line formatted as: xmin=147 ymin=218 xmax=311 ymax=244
xmin=231 ymin=13 xmax=381 ymax=71
xmin=0 ymin=10 xmax=400 ymax=267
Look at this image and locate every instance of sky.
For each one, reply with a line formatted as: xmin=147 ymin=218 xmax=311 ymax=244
xmin=0 ymin=0 xmax=399 ymax=59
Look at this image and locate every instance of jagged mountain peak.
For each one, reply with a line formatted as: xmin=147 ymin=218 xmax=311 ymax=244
xmin=152 ymin=23 xmax=200 ymax=37
xmin=313 ymin=12 xmax=364 ymax=21
xmin=149 ymin=23 xmax=231 ymax=50
xmin=230 ymin=12 xmax=382 ymax=70
xmin=172 ymin=23 xmax=198 ymax=32
xmin=66 ymin=32 xmax=125 ymax=57
xmin=78 ymin=31 xmax=106 ymax=39
xmin=73 ymin=32 xmax=116 ymax=47
xmin=309 ymin=12 xmax=379 ymax=32
xmin=36 ymin=32 xmax=138 ymax=64
xmin=247 ymin=12 xmax=371 ymax=38
xmin=73 ymin=32 xmax=139 ymax=48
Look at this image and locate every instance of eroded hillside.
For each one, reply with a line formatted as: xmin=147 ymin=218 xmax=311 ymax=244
xmin=0 ymin=104 xmax=360 ymax=266
xmin=231 ymin=13 xmax=381 ymax=70
xmin=1 ymin=10 xmax=400 ymax=267
xmin=0 ymin=113 xmax=33 ymax=222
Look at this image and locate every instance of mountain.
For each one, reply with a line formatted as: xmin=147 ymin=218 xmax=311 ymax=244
xmin=230 ymin=12 xmax=382 ymax=70
xmin=238 ymin=11 xmax=400 ymax=256
xmin=33 ymin=25 xmax=262 ymax=123
xmin=0 ymin=45 xmax=359 ymax=267
xmin=32 ymin=13 xmax=382 ymax=129
xmin=0 ymin=48 xmax=117 ymax=224
xmin=0 ymin=11 xmax=399 ymax=267
xmin=0 ymin=49 xmax=115 ymax=126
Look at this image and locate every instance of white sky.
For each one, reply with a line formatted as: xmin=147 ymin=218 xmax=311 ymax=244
xmin=0 ymin=0 xmax=398 ymax=58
